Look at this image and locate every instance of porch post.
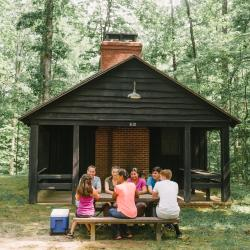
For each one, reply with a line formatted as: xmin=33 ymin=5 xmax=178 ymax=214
xmin=184 ymin=126 xmax=191 ymax=202
xmin=204 ymin=130 xmax=208 ymax=170
xmin=29 ymin=124 xmax=39 ymax=204
xmin=72 ymin=125 xmax=79 ymax=204
xmin=220 ymin=126 xmax=230 ymax=201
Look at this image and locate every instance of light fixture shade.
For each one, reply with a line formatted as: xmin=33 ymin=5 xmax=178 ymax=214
xmin=128 ymin=81 xmax=141 ymax=99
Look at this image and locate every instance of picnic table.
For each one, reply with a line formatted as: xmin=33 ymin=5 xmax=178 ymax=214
xmin=77 ymin=193 xmax=181 ymax=240
xmin=95 ymin=193 xmax=159 ymax=217
xmin=98 ymin=193 xmax=158 ymax=203
xmin=179 ymin=168 xmax=221 ymax=178
xmin=179 ymin=168 xmax=221 ymax=200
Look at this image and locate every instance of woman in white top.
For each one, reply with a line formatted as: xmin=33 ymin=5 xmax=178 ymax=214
xmin=152 ymin=169 xmax=182 ymax=238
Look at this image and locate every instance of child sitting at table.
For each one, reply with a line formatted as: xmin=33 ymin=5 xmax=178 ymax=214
xmin=67 ymin=174 xmax=99 ymax=238
xmin=102 ymin=166 xmax=120 ymax=216
xmin=152 ymin=169 xmax=182 ymax=238
xmin=128 ymin=167 xmax=147 ymax=216
xmin=147 ymin=166 xmax=161 ymax=194
xmin=109 ymin=168 xmax=138 ymax=240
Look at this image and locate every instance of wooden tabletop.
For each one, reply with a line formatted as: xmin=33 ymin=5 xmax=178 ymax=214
xmin=179 ymin=168 xmax=221 ymax=179
xmin=98 ymin=193 xmax=183 ymax=202
xmin=98 ymin=193 xmax=157 ymax=203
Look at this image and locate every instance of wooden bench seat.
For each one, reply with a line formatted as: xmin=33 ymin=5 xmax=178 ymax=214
xmin=73 ymin=216 xmax=180 ymax=241
xmin=179 ymin=168 xmax=221 ymax=200
xmin=190 ymin=169 xmax=221 ymax=200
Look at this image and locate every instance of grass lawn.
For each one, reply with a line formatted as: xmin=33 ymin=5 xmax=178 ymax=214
xmin=0 ymin=175 xmax=249 ymax=249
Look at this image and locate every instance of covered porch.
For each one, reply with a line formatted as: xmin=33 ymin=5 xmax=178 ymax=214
xmin=21 ymin=54 xmax=238 ymax=205
xmin=29 ymin=122 xmax=230 ymax=204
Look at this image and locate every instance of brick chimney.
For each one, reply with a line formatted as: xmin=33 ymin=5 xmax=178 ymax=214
xmin=100 ymin=33 xmax=142 ymax=71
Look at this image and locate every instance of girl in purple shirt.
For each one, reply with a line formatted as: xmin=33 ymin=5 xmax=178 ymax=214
xmin=128 ymin=168 xmax=147 ymax=194
xmin=128 ymin=168 xmax=147 ymax=216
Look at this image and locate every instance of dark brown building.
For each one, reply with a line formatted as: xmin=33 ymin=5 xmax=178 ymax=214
xmin=20 ymin=34 xmax=240 ymax=204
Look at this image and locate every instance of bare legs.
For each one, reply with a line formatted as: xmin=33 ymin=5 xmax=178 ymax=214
xmin=68 ymin=221 xmax=90 ymax=236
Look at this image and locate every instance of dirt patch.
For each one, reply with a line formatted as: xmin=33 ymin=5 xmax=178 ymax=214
xmin=0 ymin=237 xmax=145 ymax=250
xmin=0 ymin=237 xmax=84 ymax=250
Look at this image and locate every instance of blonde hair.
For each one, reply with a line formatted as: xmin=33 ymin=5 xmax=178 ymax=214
xmin=160 ymin=169 xmax=172 ymax=180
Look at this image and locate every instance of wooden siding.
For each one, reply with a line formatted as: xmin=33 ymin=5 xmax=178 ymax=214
xmin=29 ymin=59 xmax=228 ymax=124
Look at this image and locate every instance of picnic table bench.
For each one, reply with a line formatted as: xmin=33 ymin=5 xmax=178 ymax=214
xmin=73 ymin=216 xmax=180 ymax=241
xmin=179 ymin=168 xmax=221 ymax=200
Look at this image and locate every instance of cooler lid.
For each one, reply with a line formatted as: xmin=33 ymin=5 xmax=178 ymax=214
xmin=50 ymin=208 xmax=69 ymax=217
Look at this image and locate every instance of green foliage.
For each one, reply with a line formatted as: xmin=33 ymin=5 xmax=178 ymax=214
xmin=207 ymin=130 xmax=221 ymax=172
xmin=0 ymin=0 xmax=249 ymax=181
xmin=16 ymin=10 xmax=44 ymax=32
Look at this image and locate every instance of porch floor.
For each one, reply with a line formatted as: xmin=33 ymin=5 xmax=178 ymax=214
xmin=37 ymin=190 xmax=231 ymax=208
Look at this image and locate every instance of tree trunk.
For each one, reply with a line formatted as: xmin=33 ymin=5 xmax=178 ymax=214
xmin=184 ymin=0 xmax=200 ymax=91
xmin=40 ymin=0 xmax=54 ymax=102
xmin=222 ymin=0 xmax=228 ymax=33
xmin=98 ymin=0 xmax=113 ymax=70
xmin=170 ymin=0 xmax=177 ymax=79
xmin=242 ymin=73 xmax=249 ymax=183
xmin=15 ymin=32 xmax=22 ymax=83
xmin=15 ymin=121 xmax=20 ymax=175
xmin=9 ymin=32 xmax=23 ymax=175
xmin=9 ymin=117 xmax=17 ymax=175
xmin=221 ymin=0 xmax=230 ymax=112
xmin=102 ymin=0 xmax=112 ymax=41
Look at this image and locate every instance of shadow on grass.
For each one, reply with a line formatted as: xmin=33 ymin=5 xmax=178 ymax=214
xmin=181 ymin=207 xmax=250 ymax=229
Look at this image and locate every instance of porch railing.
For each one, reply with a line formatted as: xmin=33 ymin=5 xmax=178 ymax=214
xmin=37 ymin=168 xmax=72 ymax=190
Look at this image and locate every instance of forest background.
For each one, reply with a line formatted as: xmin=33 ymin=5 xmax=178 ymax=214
xmin=0 ymin=0 xmax=249 ymax=184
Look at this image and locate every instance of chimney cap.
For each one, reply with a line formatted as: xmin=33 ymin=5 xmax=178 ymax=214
xmin=104 ymin=33 xmax=138 ymax=42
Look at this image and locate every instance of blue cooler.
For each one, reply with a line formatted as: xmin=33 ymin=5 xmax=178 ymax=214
xmin=50 ymin=208 xmax=69 ymax=234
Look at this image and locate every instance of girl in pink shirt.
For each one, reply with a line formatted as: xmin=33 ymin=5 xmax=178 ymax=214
xmin=128 ymin=167 xmax=147 ymax=194
xmin=128 ymin=167 xmax=147 ymax=216
xmin=109 ymin=168 xmax=138 ymax=240
xmin=67 ymin=174 xmax=99 ymax=238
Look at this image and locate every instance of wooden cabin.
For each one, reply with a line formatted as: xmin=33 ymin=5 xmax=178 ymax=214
xmin=20 ymin=33 xmax=240 ymax=204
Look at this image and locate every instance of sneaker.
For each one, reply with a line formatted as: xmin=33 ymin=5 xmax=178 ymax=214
xmin=66 ymin=233 xmax=74 ymax=239
xmin=114 ymin=235 xmax=122 ymax=240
